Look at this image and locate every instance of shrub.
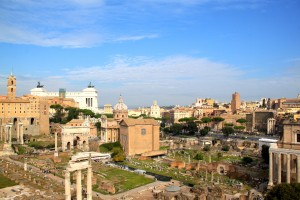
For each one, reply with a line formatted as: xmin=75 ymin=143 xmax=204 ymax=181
xmin=194 ymin=152 xmax=204 ymax=160
xmin=203 ymin=145 xmax=211 ymax=152
xmin=242 ymin=156 xmax=253 ymax=164
xmin=221 ymin=145 xmax=230 ymax=151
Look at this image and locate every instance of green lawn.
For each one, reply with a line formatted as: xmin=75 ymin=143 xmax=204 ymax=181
xmin=93 ymin=166 xmax=154 ymax=194
xmin=0 ymin=174 xmax=17 ymax=189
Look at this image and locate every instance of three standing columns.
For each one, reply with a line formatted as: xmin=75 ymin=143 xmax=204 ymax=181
xmin=64 ymin=167 xmax=93 ymax=200
xmin=268 ymin=151 xmax=300 ymax=187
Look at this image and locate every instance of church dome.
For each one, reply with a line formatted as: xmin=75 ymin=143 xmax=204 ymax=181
xmin=114 ymin=95 xmax=128 ymax=110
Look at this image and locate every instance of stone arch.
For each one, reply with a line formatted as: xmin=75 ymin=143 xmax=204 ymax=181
xmin=73 ymin=136 xmax=80 ymax=148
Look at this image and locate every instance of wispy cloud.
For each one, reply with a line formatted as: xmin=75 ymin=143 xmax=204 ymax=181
xmin=0 ymin=0 xmax=269 ymax=48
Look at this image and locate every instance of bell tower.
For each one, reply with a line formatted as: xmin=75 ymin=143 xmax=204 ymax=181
xmin=7 ymin=73 xmax=16 ymax=99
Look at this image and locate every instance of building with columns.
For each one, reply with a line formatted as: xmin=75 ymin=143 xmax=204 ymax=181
xmin=30 ymin=82 xmax=99 ymax=113
xmin=268 ymin=120 xmax=300 ymax=187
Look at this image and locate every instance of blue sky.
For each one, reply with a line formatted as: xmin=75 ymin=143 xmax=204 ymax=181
xmin=0 ymin=0 xmax=299 ymax=107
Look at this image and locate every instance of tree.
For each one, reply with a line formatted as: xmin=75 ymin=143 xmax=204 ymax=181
xmin=79 ymin=109 xmax=95 ymax=117
xmin=222 ymin=126 xmax=234 ymax=137
xmin=170 ymin=123 xmax=183 ymax=135
xmin=212 ymin=117 xmax=225 ymax=131
xmin=65 ymin=107 xmax=80 ymax=122
xmin=50 ymin=104 xmax=64 ymax=123
xmin=261 ymin=144 xmax=269 ymax=164
xmin=234 ymin=126 xmax=245 ymax=132
xmin=265 ymin=183 xmax=300 ymax=200
xmin=186 ymin=121 xmax=198 ymax=135
xmin=201 ymin=117 xmax=212 ymax=124
xmin=199 ymin=126 xmax=211 ymax=136
xmin=236 ymin=118 xmax=247 ymax=124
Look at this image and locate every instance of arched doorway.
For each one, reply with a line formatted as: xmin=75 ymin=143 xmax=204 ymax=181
xmin=219 ymin=166 xmax=225 ymax=174
xmin=73 ymin=136 xmax=80 ymax=149
xmin=30 ymin=118 xmax=35 ymax=125
xmin=67 ymin=142 xmax=71 ymax=150
xmin=83 ymin=141 xmax=86 ymax=150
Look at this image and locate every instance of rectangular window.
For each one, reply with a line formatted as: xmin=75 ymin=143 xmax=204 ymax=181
xmin=297 ymin=134 xmax=300 ymax=143
xmin=141 ymin=128 xmax=146 ymax=135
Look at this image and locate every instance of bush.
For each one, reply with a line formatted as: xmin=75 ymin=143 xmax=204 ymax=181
xmin=203 ymin=145 xmax=211 ymax=152
xmin=217 ymin=152 xmax=223 ymax=159
xmin=242 ymin=156 xmax=253 ymax=164
xmin=265 ymin=183 xmax=300 ymax=200
xmin=194 ymin=152 xmax=204 ymax=160
xmin=221 ymin=145 xmax=230 ymax=151
xmin=99 ymin=141 xmax=122 ymax=152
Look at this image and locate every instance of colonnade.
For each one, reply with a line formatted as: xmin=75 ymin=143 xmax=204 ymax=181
xmin=268 ymin=149 xmax=300 ymax=187
xmin=65 ymin=157 xmax=93 ymax=200
xmin=0 ymin=122 xmax=24 ymax=144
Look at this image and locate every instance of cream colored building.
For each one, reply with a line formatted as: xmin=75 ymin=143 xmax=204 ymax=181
xmin=119 ymin=118 xmax=160 ymax=156
xmin=30 ymin=83 xmax=99 ymax=113
xmin=100 ymin=115 xmax=119 ymax=143
xmin=268 ymin=120 xmax=300 ymax=187
xmin=103 ymin=104 xmax=113 ymax=114
xmin=170 ymin=107 xmax=194 ymax=123
xmin=150 ymin=100 xmax=161 ymax=118
xmin=0 ymin=74 xmax=50 ymax=143
xmin=113 ymin=95 xmax=128 ymax=122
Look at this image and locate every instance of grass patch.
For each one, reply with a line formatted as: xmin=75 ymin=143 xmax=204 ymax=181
xmin=93 ymin=166 xmax=154 ymax=194
xmin=0 ymin=174 xmax=17 ymax=189
xmin=159 ymin=146 xmax=170 ymax=150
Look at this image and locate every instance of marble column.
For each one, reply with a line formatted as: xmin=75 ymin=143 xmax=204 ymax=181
xmin=20 ymin=123 xmax=24 ymax=145
xmin=54 ymin=132 xmax=58 ymax=157
xmin=17 ymin=123 xmax=20 ymax=143
xmin=268 ymin=151 xmax=273 ymax=187
xmin=76 ymin=170 xmax=82 ymax=200
xmin=287 ymin=154 xmax=290 ymax=183
xmin=65 ymin=171 xmax=71 ymax=200
xmin=87 ymin=166 xmax=92 ymax=200
xmin=24 ymin=158 xmax=28 ymax=171
xmin=277 ymin=153 xmax=281 ymax=184
xmin=9 ymin=126 xmax=12 ymax=144
xmin=297 ymin=156 xmax=300 ymax=183
xmin=211 ymin=171 xmax=214 ymax=182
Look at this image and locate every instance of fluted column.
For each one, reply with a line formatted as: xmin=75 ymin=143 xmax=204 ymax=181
xmin=87 ymin=166 xmax=92 ymax=200
xmin=287 ymin=154 xmax=290 ymax=183
xmin=297 ymin=156 xmax=300 ymax=183
xmin=268 ymin=151 xmax=273 ymax=187
xmin=65 ymin=170 xmax=71 ymax=200
xmin=277 ymin=153 xmax=281 ymax=184
xmin=76 ymin=170 xmax=82 ymax=200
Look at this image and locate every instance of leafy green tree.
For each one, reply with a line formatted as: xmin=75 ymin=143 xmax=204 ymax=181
xmin=170 ymin=123 xmax=183 ymax=135
xmin=212 ymin=117 xmax=225 ymax=131
xmin=236 ymin=118 xmax=247 ymax=124
xmin=187 ymin=121 xmax=198 ymax=135
xmin=178 ymin=117 xmax=197 ymax=123
xmin=265 ymin=183 xmax=300 ymax=200
xmin=50 ymin=104 xmax=64 ymax=123
xmin=163 ymin=127 xmax=170 ymax=134
xmin=234 ymin=126 xmax=245 ymax=132
xmin=65 ymin=107 xmax=80 ymax=122
xmin=102 ymin=113 xmax=113 ymax=118
xmin=262 ymin=144 xmax=269 ymax=164
xmin=222 ymin=126 xmax=234 ymax=137
xmin=79 ymin=109 xmax=95 ymax=117
xmin=200 ymin=128 xmax=209 ymax=136
xmin=201 ymin=117 xmax=212 ymax=124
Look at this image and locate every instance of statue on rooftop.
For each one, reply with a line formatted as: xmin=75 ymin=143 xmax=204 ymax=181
xmin=37 ymin=81 xmax=44 ymax=88
xmin=88 ymin=82 xmax=94 ymax=88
